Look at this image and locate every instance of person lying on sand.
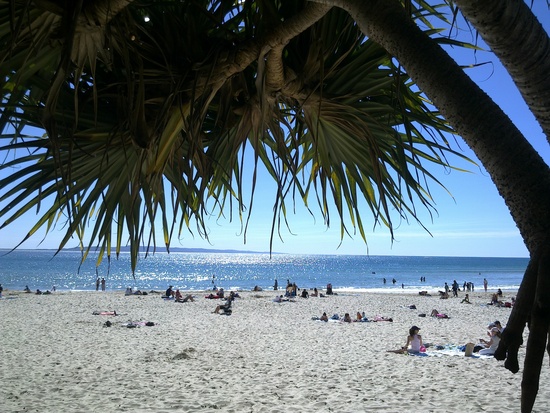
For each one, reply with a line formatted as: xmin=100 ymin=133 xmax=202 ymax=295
xmin=430 ymin=309 xmax=449 ymax=318
xmin=372 ymin=315 xmax=393 ymax=322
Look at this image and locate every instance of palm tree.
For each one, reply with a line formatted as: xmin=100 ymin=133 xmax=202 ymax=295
xmin=2 ymin=1 xmax=550 ymax=410
xmin=311 ymin=0 xmax=550 ymax=411
xmin=0 ymin=0 xmax=467 ymax=269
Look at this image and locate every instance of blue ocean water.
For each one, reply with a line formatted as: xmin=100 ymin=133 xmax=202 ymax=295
xmin=0 ymin=249 xmax=528 ymax=293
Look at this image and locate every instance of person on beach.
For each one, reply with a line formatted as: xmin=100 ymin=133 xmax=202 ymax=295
xmin=101 ymin=278 xmax=106 ymax=291
xmin=388 ymin=326 xmax=424 ymax=354
xmin=24 ymin=285 xmax=31 ymax=293
xmin=165 ymin=285 xmax=175 ymax=298
xmin=478 ymin=325 xmax=501 ymax=355
xmin=96 ymin=277 xmax=100 ymax=291
xmin=483 ymin=278 xmax=488 ymax=292
xmin=452 ymin=280 xmax=459 ymax=297
xmin=461 ymin=294 xmax=471 ymax=304
xmin=175 ymin=290 xmax=195 ymax=302
xmin=430 ymin=309 xmax=449 ymax=318
xmin=320 ymin=312 xmax=328 ymax=322
xmin=301 ymin=289 xmax=309 ymax=298
xmin=489 ymin=293 xmax=504 ymax=306
xmin=372 ymin=315 xmax=393 ymax=322
xmin=311 ymin=288 xmax=319 ymax=297
xmin=213 ymin=292 xmax=235 ymax=314
xmin=0 ymin=283 xmax=3 ymax=297
xmin=326 ymin=283 xmax=333 ymax=295
xmin=343 ymin=313 xmax=352 ymax=323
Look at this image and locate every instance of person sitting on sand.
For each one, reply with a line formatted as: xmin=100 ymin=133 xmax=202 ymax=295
xmin=175 ymin=289 xmax=194 ymax=302
xmin=213 ymin=298 xmax=231 ymax=314
xmin=165 ymin=286 xmax=175 ymax=298
xmin=273 ymin=295 xmax=283 ymax=303
xmin=478 ymin=325 xmax=501 ymax=355
xmin=213 ymin=292 xmax=235 ymax=314
xmin=311 ymin=288 xmax=319 ymax=297
xmin=326 ymin=283 xmax=333 ymax=295
xmin=461 ymin=294 xmax=471 ymax=304
xmin=489 ymin=293 xmax=504 ymax=306
xmin=343 ymin=313 xmax=352 ymax=323
xmin=388 ymin=326 xmax=424 ymax=354
xmin=24 ymin=285 xmax=31 ymax=293
xmin=301 ymin=289 xmax=309 ymax=299
xmin=320 ymin=312 xmax=329 ymax=322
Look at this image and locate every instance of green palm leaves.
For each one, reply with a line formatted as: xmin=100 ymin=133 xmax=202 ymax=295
xmin=0 ymin=1 xmax=473 ymax=271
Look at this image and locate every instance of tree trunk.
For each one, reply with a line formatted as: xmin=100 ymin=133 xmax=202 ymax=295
xmin=453 ymin=0 xmax=550 ymax=144
xmin=313 ymin=0 xmax=550 ymax=252
xmin=313 ymin=0 xmax=550 ymax=411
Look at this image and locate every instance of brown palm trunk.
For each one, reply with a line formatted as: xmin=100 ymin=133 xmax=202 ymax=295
xmin=313 ymin=0 xmax=550 ymax=411
xmin=453 ymin=0 xmax=550 ymax=143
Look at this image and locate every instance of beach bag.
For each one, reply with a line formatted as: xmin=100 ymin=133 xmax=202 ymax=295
xmin=465 ymin=342 xmax=475 ymax=357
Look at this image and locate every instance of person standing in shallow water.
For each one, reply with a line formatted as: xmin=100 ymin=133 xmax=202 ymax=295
xmin=483 ymin=278 xmax=488 ymax=292
xmin=96 ymin=277 xmax=100 ymax=291
xmin=101 ymin=277 xmax=106 ymax=291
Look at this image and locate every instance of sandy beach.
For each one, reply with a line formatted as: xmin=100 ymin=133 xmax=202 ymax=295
xmin=1 ymin=287 xmax=548 ymax=412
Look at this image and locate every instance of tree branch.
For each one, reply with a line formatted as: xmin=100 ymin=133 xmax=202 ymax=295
xmin=202 ymin=2 xmax=332 ymax=96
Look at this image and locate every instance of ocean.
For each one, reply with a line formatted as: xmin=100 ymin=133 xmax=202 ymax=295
xmin=0 ymin=249 xmax=528 ymax=293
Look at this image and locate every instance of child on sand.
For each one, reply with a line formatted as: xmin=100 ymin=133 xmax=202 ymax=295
xmin=388 ymin=326 xmax=424 ymax=354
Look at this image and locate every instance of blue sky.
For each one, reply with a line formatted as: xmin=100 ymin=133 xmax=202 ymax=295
xmin=1 ymin=4 xmax=548 ymax=258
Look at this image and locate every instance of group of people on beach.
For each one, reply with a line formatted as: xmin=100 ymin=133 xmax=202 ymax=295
xmin=314 ymin=311 xmax=392 ymax=323
xmin=386 ymin=320 xmax=504 ymax=356
xmin=95 ymin=277 xmax=106 ymax=291
xmin=163 ymin=285 xmax=195 ymax=303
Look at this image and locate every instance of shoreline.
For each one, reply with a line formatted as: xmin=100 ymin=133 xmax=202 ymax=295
xmin=0 ymin=286 xmax=520 ymax=295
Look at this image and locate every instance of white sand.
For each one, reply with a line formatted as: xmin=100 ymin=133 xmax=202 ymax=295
xmin=1 ymin=288 xmax=548 ymax=412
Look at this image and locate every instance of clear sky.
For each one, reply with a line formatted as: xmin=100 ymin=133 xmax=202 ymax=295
xmin=1 ymin=3 xmax=548 ymax=258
